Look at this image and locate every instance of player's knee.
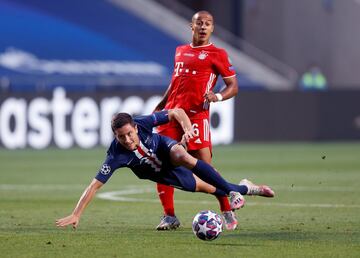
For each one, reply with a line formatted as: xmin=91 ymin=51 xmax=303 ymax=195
xmin=170 ymin=148 xmax=187 ymax=165
xmin=170 ymin=145 xmax=192 ymax=167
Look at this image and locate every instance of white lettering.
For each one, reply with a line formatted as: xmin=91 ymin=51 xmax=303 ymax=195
xmin=28 ymin=98 xmax=52 ymax=149
xmin=0 ymin=98 xmax=27 ymax=149
xmin=192 ymin=123 xmax=200 ymax=137
xmin=174 ymin=62 xmax=184 ymax=77
xmin=72 ymin=97 xmax=99 ymax=148
xmin=121 ymin=96 xmax=144 ymax=115
xmin=100 ymin=97 xmax=122 ymax=146
xmin=143 ymin=96 xmax=162 ymax=114
xmin=0 ymin=88 xmax=234 ymax=149
xmin=52 ymin=88 xmax=73 ymax=149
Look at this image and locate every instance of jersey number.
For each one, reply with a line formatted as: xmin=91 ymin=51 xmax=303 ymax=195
xmin=192 ymin=119 xmax=210 ymax=142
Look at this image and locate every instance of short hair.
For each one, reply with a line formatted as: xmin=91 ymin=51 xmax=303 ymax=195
xmin=111 ymin=113 xmax=134 ymax=133
xmin=191 ymin=10 xmax=214 ymax=23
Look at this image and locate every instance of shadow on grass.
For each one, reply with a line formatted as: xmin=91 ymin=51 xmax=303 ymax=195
xmin=212 ymin=230 xmax=360 ymax=246
xmin=221 ymin=230 xmax=345 ymax=241
xmin=211 ymin=242 xmax=263 ymax=247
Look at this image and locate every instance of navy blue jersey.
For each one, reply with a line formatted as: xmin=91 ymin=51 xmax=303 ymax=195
xmin=95 ymin=111 xmax=179 ymax=184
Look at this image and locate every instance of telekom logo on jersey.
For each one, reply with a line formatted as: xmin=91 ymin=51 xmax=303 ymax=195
xmin=174 ymin=62 xmax=184 ymax=77
xmin=174 ymin=62 xmax=198 ymax=77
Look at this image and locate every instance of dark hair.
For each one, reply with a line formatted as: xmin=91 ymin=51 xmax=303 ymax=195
xmin=111 ymin=113 xmax=134 ymax=132
xmin=191 ymin=10 xmax=214 ymax=23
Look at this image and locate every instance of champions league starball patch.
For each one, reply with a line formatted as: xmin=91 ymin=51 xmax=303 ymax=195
xmin=100 ymin=164 xmax=111 ymax=175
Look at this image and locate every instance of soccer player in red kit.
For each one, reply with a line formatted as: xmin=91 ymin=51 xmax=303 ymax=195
xmin=154 ymin=11 xmax=239 ymax=231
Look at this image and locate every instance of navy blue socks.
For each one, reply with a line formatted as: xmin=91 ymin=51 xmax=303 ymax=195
xmin=191 ymin=160 xmax=242 ymax=194
xmin=213 ymin=184 xmax=248 ymax=196
xmin=228 ymin=183 xmax=248 ymax=195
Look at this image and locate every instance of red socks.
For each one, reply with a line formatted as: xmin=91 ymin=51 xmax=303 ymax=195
xmin=156 ymin=183 xmax=175 ymax=216
xmin=216 ymin=195 xmax=232 ymax=212
xmin=157 ymin=183 xmax=231 ymax=215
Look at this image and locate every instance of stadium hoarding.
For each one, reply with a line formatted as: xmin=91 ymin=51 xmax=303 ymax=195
xmin=1 ymin=89 xmax=359 ymax=149
xmin=0 ymin=88 xmax=234 ymax=149
xmin=234 ymin=91 xmax=360 ymax=141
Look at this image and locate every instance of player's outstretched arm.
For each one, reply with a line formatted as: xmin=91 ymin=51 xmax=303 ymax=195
xmin=56 ymin=178 xmax=103 ymax=229
xmin=221 ymin=76 xmax=239 ymax=99
xmin=167 ymin=108 xmax=195 ymax=143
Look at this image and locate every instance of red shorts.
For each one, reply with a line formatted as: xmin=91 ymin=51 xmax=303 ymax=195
xmin=158 ymin=118 xmax=211 ymax=151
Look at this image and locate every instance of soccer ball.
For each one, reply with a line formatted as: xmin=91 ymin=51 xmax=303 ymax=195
xmin=192 ymin=210 xmax=223 ymax=241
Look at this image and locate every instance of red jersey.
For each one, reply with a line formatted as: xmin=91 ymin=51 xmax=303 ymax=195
xmin=163 ymin=43 xmax=236 ymax=120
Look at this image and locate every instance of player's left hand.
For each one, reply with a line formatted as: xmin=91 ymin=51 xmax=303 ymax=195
xmin=203 ymin=91 xmax=218 ymax=103
xmin=56 ymin=214 xmax=80 ymax=229
xmin=181 ymin=129 xmax=195 ymax=144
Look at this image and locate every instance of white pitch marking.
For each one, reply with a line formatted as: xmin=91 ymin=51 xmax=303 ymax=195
xmin=96 ymin=187 xmax=360 ymax=209
xmin=0 ymin=184 xmax=86 ymax=191
xmin=1 ymin=184 xmax=359 ymax=192
xmin=2 ymin=184 xmax=360 ymax=208
xmin=271 ymin=185 xmax=359 ymax=192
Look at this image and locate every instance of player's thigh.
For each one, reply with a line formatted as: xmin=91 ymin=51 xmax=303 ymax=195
xmin=162 ymin=166 xmax=197 ymax=192
xmin=188 ymin=147 xmax=212 ymax=164
xmin=169 ymin=144 xmax=197 ymax=168
xmin=193 ymin=174 xmax=216 ymax=193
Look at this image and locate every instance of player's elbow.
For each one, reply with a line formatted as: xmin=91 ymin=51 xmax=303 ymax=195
xmin=90 ymin=178 xmax=104 ymax=191
xmin=169 ymin=108 xmax=185 ymax=120
xmin=174 ymin=108 xmax=185 ymax=115
xmin=231 ymin=83 xmax=239 ymax=96
xmin=224 ymin=77 xmax=239 ymax=97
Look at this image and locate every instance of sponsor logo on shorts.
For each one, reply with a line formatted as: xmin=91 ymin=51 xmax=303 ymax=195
xmin=194 ymin=138 xmax=202 ymax=144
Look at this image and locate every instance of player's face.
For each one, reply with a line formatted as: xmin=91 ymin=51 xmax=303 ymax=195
xmin=191 ymin=13 xmax=214 ymax=46
xmin=114 ymin=123 xmax=140 ymax=151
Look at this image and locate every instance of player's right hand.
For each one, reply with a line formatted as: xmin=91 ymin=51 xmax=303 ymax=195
xmin=56 ymin=214 xmax=80 ymax=229
xmin=181 ymin=128 xmax=195 ymax=143
xmin=203 ymin=91 xmax=218 ymax=103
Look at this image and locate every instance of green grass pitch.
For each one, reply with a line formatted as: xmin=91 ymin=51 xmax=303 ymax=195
xmin=1 ymin=143 xmax=359 ymax=258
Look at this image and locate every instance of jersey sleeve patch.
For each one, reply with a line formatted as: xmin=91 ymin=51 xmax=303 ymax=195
xmin=95 ymin=154 xmax=117 ymax=184
xmin=100 ymin=164 xmax=111 ymax=175
xmin=152 ymin=110 xmax=169 ymax=126
xmin=134 ymin=111 xmax=169 ymax=131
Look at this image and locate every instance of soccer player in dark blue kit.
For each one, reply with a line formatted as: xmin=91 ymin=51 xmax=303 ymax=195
xmin=56 ymin=108 xmax=274 ymax=229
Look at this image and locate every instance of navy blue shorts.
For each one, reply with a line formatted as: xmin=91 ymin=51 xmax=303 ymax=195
xmin=156 ymin=166 xmax=196 ymax=192
xmin=155 ymin=136 xmax=196 ymax=192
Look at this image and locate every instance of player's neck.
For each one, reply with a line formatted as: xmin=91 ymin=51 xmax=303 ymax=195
xmin=190 ymin=42 xmax=212 ymax=48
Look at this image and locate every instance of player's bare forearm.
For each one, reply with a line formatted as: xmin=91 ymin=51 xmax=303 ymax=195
xmin=203 ymin=76 xmax=238 ymax=103
xmin=220 ymin=76 xmax=239 ymax=100
xmin=168 ymin=108 xmax=192 ymax=132
xmin=72 ymin=179 xmax=102 ymax=217
xmin=56 ymin=178 xmax=103 ymax=228
xmin=168 ymin=108 xmax=194 ymax=143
